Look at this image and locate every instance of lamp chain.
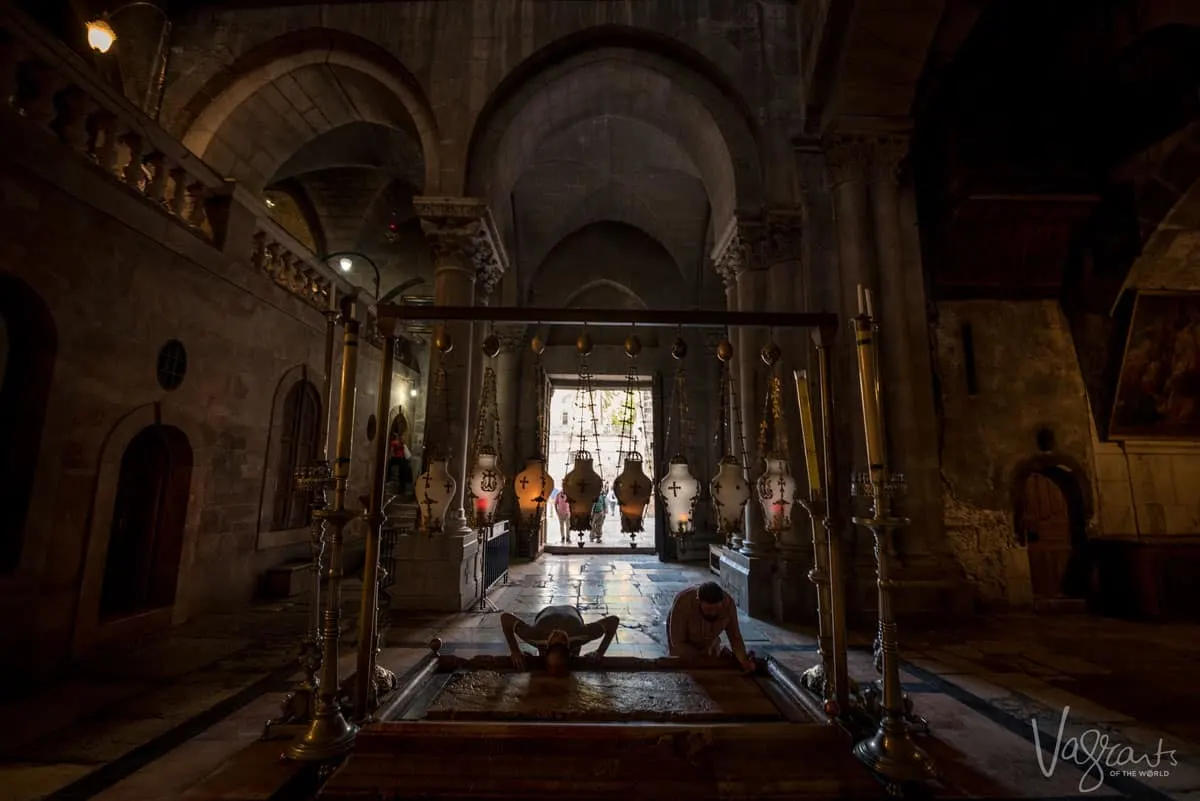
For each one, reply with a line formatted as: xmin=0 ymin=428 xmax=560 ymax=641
xmin=616 ymin=354 xmax=638 ymax=468
xmin=583 ymin=356 xmax=603 ymax=482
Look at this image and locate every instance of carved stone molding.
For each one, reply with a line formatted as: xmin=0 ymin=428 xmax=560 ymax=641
xmin=762 ymin=206 xmax=804 ymax=266
xmin=494 ymin=324 xmax=525 ymax=354
xmin=413 ymin=196 xmax=509 ymax=294
xmin=824 ymin=134 xmax=910 ymax=187
xmin=711 ymin=213 xmax=765 ymax=287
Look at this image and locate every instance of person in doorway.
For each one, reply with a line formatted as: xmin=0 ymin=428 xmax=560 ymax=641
xmin=589 ymin=491 xmax=607 ymax=543
xmin=388 ymin=434 xmax=413 ymax=497
xmin=553 ymin=489 xmax=571 ymax=543
xmin=501 ymin=605 xmax=620 ymax=676
xmin=667 ymin=581 xmax=755 ymax=673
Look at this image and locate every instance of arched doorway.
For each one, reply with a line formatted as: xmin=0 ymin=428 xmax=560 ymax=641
xmin=0 ymin=274 xmax=58 ymax=575
xmin=99 ymin=425 xmax=193 ymax=621
xmin=1018 ymin=468 xmax=1088 ymax=599
xmin=271 ymin=380 xmax=321 ymax=531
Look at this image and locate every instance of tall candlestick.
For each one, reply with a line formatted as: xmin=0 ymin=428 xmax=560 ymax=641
xmin=854 ymin=316 xmax=886 ymax=480
xmin=793 ymin=370 xmax=822 ymax=498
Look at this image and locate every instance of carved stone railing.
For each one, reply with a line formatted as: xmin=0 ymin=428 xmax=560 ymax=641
xmin=0 ymin=3 xmax=351 ymax=313
xmin=250 ymin=218 xmax=335 ymax=312
xmin=0 ymin=8 xmax=223 ymax=242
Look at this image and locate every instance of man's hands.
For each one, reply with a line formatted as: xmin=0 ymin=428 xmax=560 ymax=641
xmin=721 ymin=646 xmax=757 ymax=674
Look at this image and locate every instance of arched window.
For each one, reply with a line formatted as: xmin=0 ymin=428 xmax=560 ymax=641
xmin=100 ymin=425 xmax=193 ymax=620
xmin=272 ymin=380 xmax=321 ymax=530
xmin=0 ymin=275 xmax=57 ymax=575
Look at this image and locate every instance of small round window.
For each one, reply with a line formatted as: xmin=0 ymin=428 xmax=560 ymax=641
xmin=156 ymin=340 xmax=188 ymax=391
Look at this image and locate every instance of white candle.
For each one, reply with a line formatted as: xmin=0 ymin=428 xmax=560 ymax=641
xmin=865 ymin=288 xmax=874 ymax=320
xmin=857 ymin=284 xmax=865 ymax=316
xmin=328 ymin=285 xmax=338 ymax=312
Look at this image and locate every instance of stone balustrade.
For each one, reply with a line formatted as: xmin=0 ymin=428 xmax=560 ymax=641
xmin=0 ymin=4 xmax=348 ymax=313
xmin=0 ymin=11 xmax=223 ymax=242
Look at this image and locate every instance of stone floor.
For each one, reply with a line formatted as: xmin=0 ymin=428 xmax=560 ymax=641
xmin=1 ymin=553 xmax=1198 ymax=800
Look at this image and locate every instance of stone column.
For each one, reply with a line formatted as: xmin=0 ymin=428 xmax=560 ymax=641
xmin=494 ymin=325 xmax=523 ymax=490
xmin=413 ymin=197 xmax=508 ymax=536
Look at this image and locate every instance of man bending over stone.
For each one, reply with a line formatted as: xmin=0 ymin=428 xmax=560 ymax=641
xmin=501 ymin=605 xmax=620 ymax=676
xmin=667 ymin=582 xmax=755 ymax=673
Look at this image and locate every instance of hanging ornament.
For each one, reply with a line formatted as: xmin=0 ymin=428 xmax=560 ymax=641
xmin=659 ymin=334 xmax=701 ymax=538
xmin=710 ymin=337 xmax=750 ymax=538
xmin=417 ymin=459 xmax=456 ymax=533
xmin=467 ymin=444 xmax=504 ymax=524
xmin=563 ymin=450 xmax=604 ymax=530
xmin=756 ymin=370 xmax=797 ymax=538
xmin=514 ymin=455 xmax=555 ymax=532
xmin=466 ymin=342 xmax=505 ymax=528
xmin=612 ymin=331 xmax=652 ymax=542
xmin=416 ymin=347 xmax=455 ymax=535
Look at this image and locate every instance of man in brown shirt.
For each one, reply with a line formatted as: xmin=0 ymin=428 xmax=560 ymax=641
xmin=666 ymin=582 xmax=755 ymax=672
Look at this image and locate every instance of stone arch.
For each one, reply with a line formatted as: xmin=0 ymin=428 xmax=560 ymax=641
xmin=0 ymin=274 xmax=57 ymax=576
xmin=176 ymin=28 xmax=440 ymax=193
xmin=564 ymin=279 xmax=647 ymax=309
xmin=464 ymin=28 xmax=763 ymax=245
xmin=256 ymin=365 xmax=324 ymax=546
xmin=73 ymin=403 xmax=198 ymax=653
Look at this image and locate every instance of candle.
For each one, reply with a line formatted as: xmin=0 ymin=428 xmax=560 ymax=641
xmin=854 ymin=317 xmax=887 ymax=482
xmin=864 ymin=288 xmax=874 ymax=320
xmin=328 ymin=284 xmax=338 ymax=312
xmin=792 ymin=369 xmax=822 ymax=498
xmin=857 ymin=284 xmax=865 ymax=316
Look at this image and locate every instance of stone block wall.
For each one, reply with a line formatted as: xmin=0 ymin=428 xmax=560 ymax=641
xmin=0 ymin=136 xmax=387 ymax=674
xmin=933 ymin=299 xmax=1099 ymax=607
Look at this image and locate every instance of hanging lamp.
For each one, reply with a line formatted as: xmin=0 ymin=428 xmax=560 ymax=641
xmin=755 ymin=339 xmax=798 ymax=538
xmin=710 ymin=336 xmax=751 ymax=542
xmin=562 ymin=329 xmax=605 ymax=540
xmin=466 ymin=331 xmax=506 ymax=527
xmin=513 ymin=332 xmax=555 ymax=537
xmin=658 ymin=334 xmax=701 ymax=538
xmin=611 ymin=332 xmax=653 ymax=547
xmin=416 ymin=329 xmax=456 ymax=534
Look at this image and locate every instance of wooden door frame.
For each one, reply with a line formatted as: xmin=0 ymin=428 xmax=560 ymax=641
xmin=1010 ymin=453 xmax=1093 ymax=599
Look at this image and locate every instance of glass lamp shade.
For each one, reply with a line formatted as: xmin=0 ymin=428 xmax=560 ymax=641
xmin=513 ymin=456 xmax=555 ymax=531
xmin=612 ymin=453 xmax=653 ymax=533
xmin=756 ymin=456 xmax=798 ymax=535
xmin=659 ymin=456 xmax=701 ymax=537
xmin=416 ymin=459 xmax=455 ymax=534
xmin=467 ymin=446 xmax=505 ymax=525
xmin=562 ymin=451 xmax=603 ymax=531
xmin=710 ymin=455 xmax=750 ymax=536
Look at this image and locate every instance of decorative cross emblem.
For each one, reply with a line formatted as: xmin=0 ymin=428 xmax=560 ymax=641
xmin=631 ymin=481 xmax=641 ymax=495
xmin=667 ymin=481 xmax=681 ymax=497
xmin=518 ymin=476 xmax=529 ymax=490
xmin=443 ymin=480 xmax=454 ymax=495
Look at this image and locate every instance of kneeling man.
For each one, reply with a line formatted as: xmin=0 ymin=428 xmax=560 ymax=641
xmin=667 ymin=582 xmax=755 ymax=672
xmin=501 ymin=605 xmax=620 ymax=676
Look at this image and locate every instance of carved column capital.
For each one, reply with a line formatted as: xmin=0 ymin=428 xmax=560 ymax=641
xmin=822 ymin=135 xmax=874 ymax=187
xmin=711 ymin=213 xmax=767 ymax=288
xmin=868 ymin=134 xmax=909 ymax=185
xmin=762 ymin=206 xmax=804 ymax=266
xmin=494 ymin=324 xmax=525 ymax=354
xmin=413 ymin=196 xmax=509 ymax=296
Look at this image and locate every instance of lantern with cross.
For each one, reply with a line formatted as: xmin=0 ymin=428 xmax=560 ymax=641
xmin=513 ymin=333 xmax=555 ymax=536
xmin=658 ymin=335 xmax=701 ymax=537
xmin=710 ymin=336 xmax=751 ymax=541
xmin=562 ymin=330 xmax=605 ymax=537
xmin=755 ymin=341 xmax=798 ymax=537
xmin=466 ymin=332 xmax=505 ymax=527
xmin=416 ymin=334 xmax=456 ymax=534
xmin=611 ymin=332 xmax=653 ymax=545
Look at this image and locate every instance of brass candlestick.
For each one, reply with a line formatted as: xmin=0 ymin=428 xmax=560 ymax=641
xmin=849 ymin=305 xmax=937 ymax=786
xmin=264 ymin=308 xmax=339 ymax=738
xmin=287 ymin=318 xmax=361 ymax=761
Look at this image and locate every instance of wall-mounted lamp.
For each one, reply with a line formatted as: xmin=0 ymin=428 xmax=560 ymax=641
xmin=338 ymin=257 xmax=354 ymax=273
xmin=410 ymin=387 xmax=419 ymax=397
xmin=85 ymin=2 xmax=171 ymax=120
xmin=324 ymin=251 xmax=380 ymax=300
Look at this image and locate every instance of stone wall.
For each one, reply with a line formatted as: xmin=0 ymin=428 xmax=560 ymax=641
xmin=0 ymin=136 xmax=389 ymax=674
xmin=933 ymin=300 xmax=1099 ymax=606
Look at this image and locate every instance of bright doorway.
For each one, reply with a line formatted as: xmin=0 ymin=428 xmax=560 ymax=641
xmin=546 ymin=385 xmax=656 ymax=552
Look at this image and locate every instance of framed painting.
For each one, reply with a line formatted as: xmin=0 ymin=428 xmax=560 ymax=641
xmin=1109 ymin=291 xmax=1200 ymax=440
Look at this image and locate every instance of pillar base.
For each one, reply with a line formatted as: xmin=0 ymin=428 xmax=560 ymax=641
xmin=713 ymin=547 xmax=776 ymax=620
xmin=388 ymin=531 xmax=481 ymax=612
xmin=774 ymin=545 xmax=816 ymax=623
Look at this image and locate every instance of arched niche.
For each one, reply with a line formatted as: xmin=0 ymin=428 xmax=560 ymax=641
xmin=1010 ymin=453 xmax=1094 ymax=600
xmin=256 ymin=365 xmax=324 ymax=550
xmin=0 ymin=273 xmax=58 ymax=576
xmin=74 ymin=404 xmax=197 ymax=654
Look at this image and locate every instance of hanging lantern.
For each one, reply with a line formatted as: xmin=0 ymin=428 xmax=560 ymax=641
xmin=563 ymin=450 xmax=603 ymax=531
xmin=513 ymin=456 xmax=555 ymax=532
xmin=757 ymin=456 xmax=798 ymax=535
xmin=417 ymin=459 xmax=456 ymax=534
xmin=710 ymin=455 xmax=750 ymax=536
xmin=467 ymin=445 xmax=505 ymax=526
xmin=612 ymin=452 xmax=652 ymax=532
xmin=659 ymin=456 xmax=701 ymax=537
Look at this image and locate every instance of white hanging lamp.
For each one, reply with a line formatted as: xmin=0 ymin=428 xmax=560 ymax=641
xmin=658 ymin=335 xmax=701 ymax=539
xmin=709 ymin=338 xmax=751 ymax=539
xmin=466 ymin=333 xmax=506 ymax=527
